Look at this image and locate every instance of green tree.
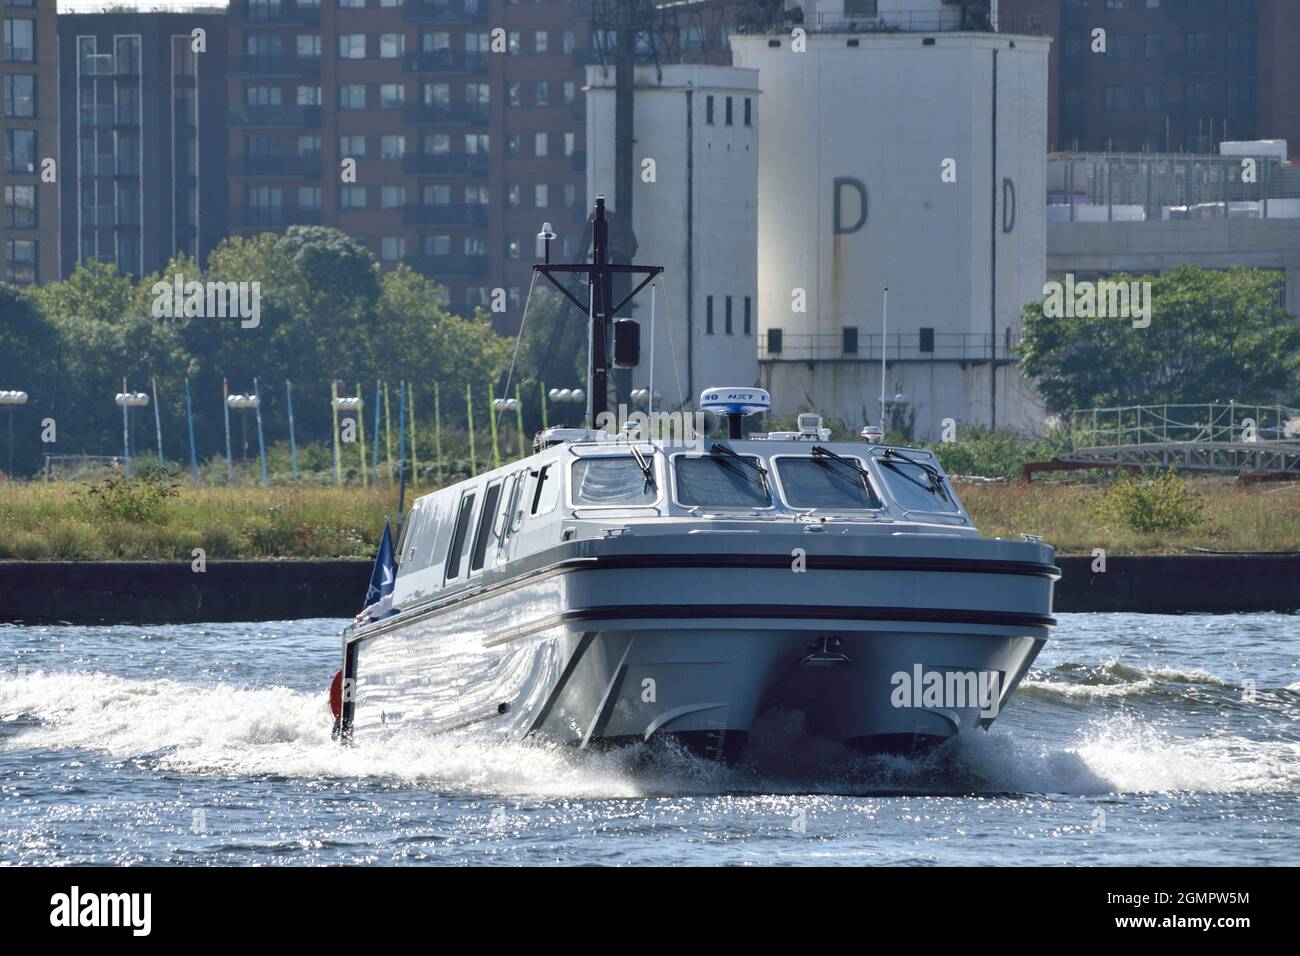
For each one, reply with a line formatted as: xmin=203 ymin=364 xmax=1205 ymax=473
xmin=1018 ymin=266 xmax=1300 ymax=414
xmin=0 ymin=282 xmax=61 ymax=475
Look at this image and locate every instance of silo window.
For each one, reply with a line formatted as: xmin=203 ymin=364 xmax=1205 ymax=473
xmin=725 ymin=96 xmax=733 ymax=126
xmin=706 ymin=95 xmax=714 ymax=125
xmin=842 ymin=327 xmax=858 ymax=355
xmin=744 ymin=98 xmax=752 ymax=126
xmin=767 ymin=328 xmax=783 ymax=355
xmin=725 ymin=296 xmax=733 ymax=334
xmin=920 ymin=327 xmax=935 ymax=353
xmin=743 ymin=297 xmax=752 ymax=335
xmin=706 ymin=295 xmax=715 ymax=334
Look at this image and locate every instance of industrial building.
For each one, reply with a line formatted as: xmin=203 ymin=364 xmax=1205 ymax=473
xmin=585 ymin=63 xmax=759 ymax=410
xmin=731 ymin=0 xmax=1051 ymax=438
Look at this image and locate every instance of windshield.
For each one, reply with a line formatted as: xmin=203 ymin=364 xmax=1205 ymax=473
xmin=571 ymin=456 xmax=657 ymax=506
xmin=778 ymin=456 xmax=882 ymax=509
xmin=674 ymin=455 xmax=772 ymax=508
xmin=876 ymin=456 xmax=960 ymax=513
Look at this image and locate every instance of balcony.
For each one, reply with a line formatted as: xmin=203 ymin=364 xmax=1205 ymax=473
xmin=232 ymin=154 xmax=323 ymax=177
xmin=231 ymin=206 xmax=323 ymax=228
xmin=401 ymin=152 xmax=489 ymax=175
xmin=229 ymin=104 xmax=321 ymax=128
xmin=1167 ymin=0 xmax=1257 ymax=23
xmin=1167 ymin=51 xmax=1256 ymax=74
xmin=401 ymin=101 xmax=489 ymax=125
xmin=235 ymin=0 xmax=321 ymax=26
xmin=759 ymin=331 xmax=1017 ymax=362
xmin=80 ymin=205 xmax=116 ymax=228
xmin=404 ymin=252 xmax=489 ymax=277
xmin=402 ymin=0 xmax=488 ymax=23
xmin=401 ymin=203 xmax=489 ymax=226
xmin=79 ymin=104 xmax=115 ymax=127
xmin=80 ymin=155 xmax=115 ymax=177
xmin=402 ymin=49 xmax=488 ymax=74
xmin=236 ymin=53 xmax=322 ymax=77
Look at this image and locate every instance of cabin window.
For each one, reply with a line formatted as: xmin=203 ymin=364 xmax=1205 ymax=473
xmin=776 ymin=456 xmax=881 ymax=510
xmin=469 ymin=481 xmax=503 ymax=573
xmin=444 ymin=491 xmax=476 ymax=581
xmin=497 ymin=469 xmax=525 ymax=554
xmin=396 ymin=505 xmax=420 ymax=567
xmin=876 ymin=456 xmax=960 ymax=514
xmin=674 ymin=454 xmax=771 ymax=509
xmin=529 ymin=463 xmax=560 ymax=516
xmin=571 ymin=456 xmax=657 ymax=506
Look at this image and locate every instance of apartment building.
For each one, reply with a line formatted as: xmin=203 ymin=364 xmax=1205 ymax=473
xmin=2 ymin=0 xmax=57 ymax=284
xmin=57 ymin=6 xmax=229 ymax=278
xmin=1000 ymin=0 xmax=1300 ymax=152
xmin=224 ymin=0 xmax=589 ymax=324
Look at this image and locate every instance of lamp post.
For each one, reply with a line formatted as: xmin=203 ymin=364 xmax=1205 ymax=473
xmin=332 ymin=393 xmax=364 ymax=485
xmin=0 ymin=390 xmax=28 ymax=476
xmin=227 ymin=390 xmax=267 ymax=486
xmin=546 ymin=387 xmax=585 ymax=428
xmin=491 ymin=395 xmax=521 ymax=465
xmin=115 ymin=386 xmax=149 ymax=477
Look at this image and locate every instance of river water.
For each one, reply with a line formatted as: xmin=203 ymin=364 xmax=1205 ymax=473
xmin=1 ymin=614 xmax=1297 ymax=865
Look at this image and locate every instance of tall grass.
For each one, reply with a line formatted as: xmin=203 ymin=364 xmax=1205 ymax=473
xmin=1 ymin=474 xmax=1298 ymax=559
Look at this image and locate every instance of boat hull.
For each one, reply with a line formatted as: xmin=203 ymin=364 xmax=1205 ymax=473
xmin=342 ymin=536 xmax=1056 ymax=760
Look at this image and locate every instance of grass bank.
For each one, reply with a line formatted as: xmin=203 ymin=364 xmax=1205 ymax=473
xmin=1 ymin=475 xmax=1298 ymax=560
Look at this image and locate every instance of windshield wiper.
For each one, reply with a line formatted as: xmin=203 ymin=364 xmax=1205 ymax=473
xmin=810 ymin=445 xmax=874 ymax=495
xmin=710 ymin=441 xmax=769 ymax=495
xmin=630 ymin=444 xmax=655 ymax=488
xmin=881 ymin=447 xmax=950 ymax=502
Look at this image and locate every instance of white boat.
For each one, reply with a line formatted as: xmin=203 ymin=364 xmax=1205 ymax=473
xmin=336 ymin=199 xmax=1058 ymax=761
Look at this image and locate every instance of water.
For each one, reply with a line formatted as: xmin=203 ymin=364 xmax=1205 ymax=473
xmin=1 ymin=614 xmax=1297 ymax=866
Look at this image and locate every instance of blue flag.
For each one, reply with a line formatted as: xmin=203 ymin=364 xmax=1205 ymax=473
xmin=362 ymin=519 xmax=397 ymax=613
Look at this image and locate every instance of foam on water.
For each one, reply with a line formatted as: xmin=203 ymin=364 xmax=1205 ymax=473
xmin=3 ymin=669 xmax=1296 ymax=799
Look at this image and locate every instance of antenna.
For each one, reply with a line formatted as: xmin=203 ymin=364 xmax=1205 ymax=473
xmin=532 ymin=197 xmax=663 ymax=425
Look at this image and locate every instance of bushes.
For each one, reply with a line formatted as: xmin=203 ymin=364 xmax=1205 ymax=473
xmin=1097 ymin=470 xmax=1204 ymax=532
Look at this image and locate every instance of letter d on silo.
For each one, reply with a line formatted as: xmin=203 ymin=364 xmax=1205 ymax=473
xmin=833 ymin=177 xmax=868 ymax=234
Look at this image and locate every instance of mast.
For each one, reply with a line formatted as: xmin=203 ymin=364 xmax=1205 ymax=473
xmin=533 ymin=196 xmax=662 ymax=425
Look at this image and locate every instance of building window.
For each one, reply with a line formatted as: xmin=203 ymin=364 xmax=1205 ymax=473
xmin=1144 ymin=85 xmax=1162 ymax=111
xmin=563 ymin=81 xmax=575 ymax=105
xmin=1144 ymin=34 xmax=1165 ymax=59
xmin=3 ymin=18 xmax=35 ymax=62
xmin=1105 ymin=0 xmax=1127 ymax=9
xmin=381 ymin=237 xmax=405 ymax=262
xmin=338 ymin=34 xmax=366 ymax=59
xmin=724 ymin=296 xmax=733 ymax=334
xmin=706 ymin=95 xmax=714 ymax=125
xmin=706 ymin=295 xmax=714 ymax=334
xmin=5 ymin=239 xmax=35 ymax=283
xmin=725 ymin=96 xmax=733 ymax=126
xmin=297 ymin=34 xmax=321 ymax=57
xmin=1103 ymin=86 xmax=1130 ymax=111
xmin=339 ymin=0 xmax=364 ymax=7
xmin=339 ymin=85 xmax=366 ymax=109
xmin=506 ymin=237 xmax=521 ymax=259
xmin=743 ymin=297 xmax=751 ymax=336
xmin=4 ymin=128 xmax=35 ymax=172
xmin=381 ymin=185 xmax=405 ymax=209
xmin=744 ymin=98 xmax=751 ymax=126
xmin=424 ymin=184 xmax=450 ymax=205
xmin=506 ymin=184 xmax=521 ymax=207
xmin=535 ymin=80 xmax=549 ymax=106
xmin=534 ymin=184 xmax=548 ymax=208
xmin=339 ymin=134 xmax=366 ymax=158
xmin=380 ymin=84 xmax=405 ymax=108
xmin=380 ymin=33 xmax=404 ymax=58
xmin=919 ymin=327 xmax=935 ymax=353
xmin=298 ymin=186 xmax=321 ymax=210
xmin=3 ymin=73 xmax=34 ymax=116
xmin=297 ymin=85 xmax=321 ymax=106
xmin=381 ymin=134 xmax=405 ymax=159
xmin=1105 ymin=35 xmax=1131 ymax=61
xmin=4 ymin=184 xmax=35 ymax=228
xmin=534 ymin=31 xmax=547 ymax=54
xmin=842 ymin=327 xmax=858 ymax=355
xmin=563 ymin=30 xmax=574 ymax=54
xmin=507 ymin=81 xmax=520 ymax=107
xmin=534 ymin=132 xmax=548 ymax=157
xmin=340 ymin=186 xmax=367 ymax=209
